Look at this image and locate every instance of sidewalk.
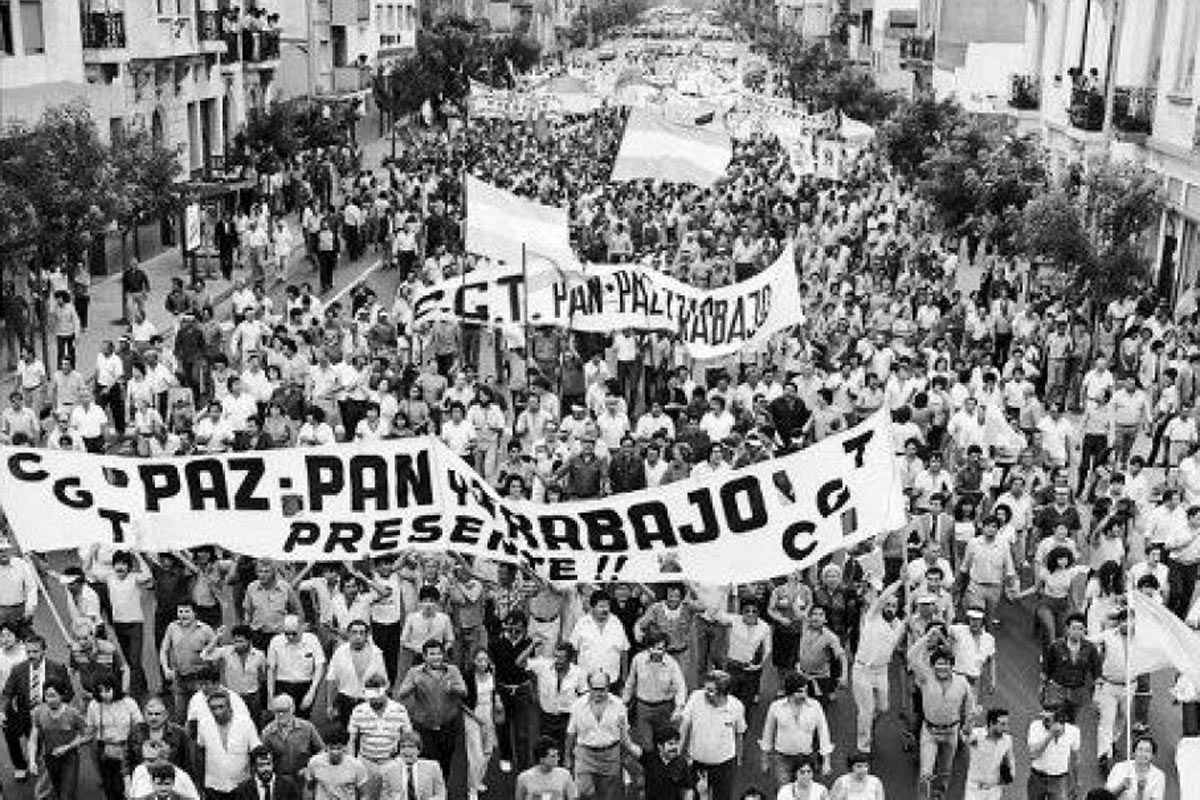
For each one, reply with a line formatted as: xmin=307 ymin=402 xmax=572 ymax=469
xmin=2 ymin=135 xmax=395 ymax=396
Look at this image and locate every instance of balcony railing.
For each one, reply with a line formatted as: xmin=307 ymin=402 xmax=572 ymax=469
xmin=1008 ymin=73 xmax=1040 ymax=110
xmin=1068 ymin=85 xmax=1105 ymax=132
xmin=197 ymin=10 xmax=223 ymax=42
xmin=899 ymin=34 xmax=934 ymax=63
xmin=82 ymin=12 xmax=126 ymax=49
xmin=1113 ymin=85 xmax=1156 ymax=135
xmin=221 ymin=28 xmax=280 ymax=64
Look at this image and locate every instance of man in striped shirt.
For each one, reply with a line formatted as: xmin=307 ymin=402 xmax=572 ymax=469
xmin=349 ymin=675 xmax=413 ymax=799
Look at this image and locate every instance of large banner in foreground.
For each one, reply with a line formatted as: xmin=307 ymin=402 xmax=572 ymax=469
xmin=412 ymin=245 xmax=803 ymax=360
xmin=0 ymin=413 xmax=903 ymax=584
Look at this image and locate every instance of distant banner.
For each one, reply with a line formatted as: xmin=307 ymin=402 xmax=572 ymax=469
xmin=815 ymin=139 xmax=845 ymax=181
xmin=788 ymin=135 xmax=816 ymax=177
xmin=0 ymin=412 xmax=904 ymax=584
xmin=412 ymin=245 xmax=804 ymax=359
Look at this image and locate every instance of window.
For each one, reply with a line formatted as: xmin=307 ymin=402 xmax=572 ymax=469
xmin=156 ymin=0 xmax=179 ymax=14
xmin=1175 ymin=0 xmax=1200 ymax=93
xmin=331 ymin=24 xmax=346 ymax=67
xmin=0 ymin=2 xmax=14 ymax=55
xmin=19 ymin=0 xmax=42 ymax=54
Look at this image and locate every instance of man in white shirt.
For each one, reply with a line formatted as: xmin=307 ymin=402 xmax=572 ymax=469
xmin=1026 ymin=705 xmax=1079 ymax=800
xmin=69 ymin=390 xmax=109 ymax=452
xmin=94 ymin=340 xmax=126 ymax=434
xmin=325 ymin=620 xmax=388 ymax=727
xmin=679 ymin=670 xmax=746 ymax=800
xmin=714 ymin=599 xmax=771 ymax=712
xmin=196 ymin=689 xmax=261 ymax=796
xmin=569 ymin=591 xmax=629 ymax=686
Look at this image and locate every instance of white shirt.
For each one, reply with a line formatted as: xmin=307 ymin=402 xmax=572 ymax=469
xmin=949 ymin=623 xmax=995 ymax=679
xmin=196 ymin=714 xmax=261 ymax=791
xmin=681 ymin=689 xmax=746 ymax=765
xmin=528 ymin=656 xmax=586 ymax=714
xmin=326 ymin=642 xmax=388 ymax=699
xmin=70 ymin=403 xmax=108 ymax=438
xmin=1105 ymin=760 xmax=1166 ymax=800
xmin=1027 ymin=720 xmax=1080 ymax=776
xmin=106 ymin=573 xmax=146 ymax=623
xmin=569 ymin=614 xmax=629 ymax=684
xmin=95 ymin=353 xmax=124 ymax=389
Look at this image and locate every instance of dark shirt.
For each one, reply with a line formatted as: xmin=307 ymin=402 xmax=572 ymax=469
xmin=1042 ymin=637 xmax=1101 ymax=688
xmin=640 ymin=751 xmax=695 ymax=800
xmin=561 ymin=453 xmax=604 ymax=499
xmin=1035 ymin=504 xmax=1084 ymax=539
xmin=125 ymin=722 xmax=192 ymax=775
xmin=609 ymin=450 xmax=646 ymax=493
xmin=489 ymin=634 xmax=533 ymax=687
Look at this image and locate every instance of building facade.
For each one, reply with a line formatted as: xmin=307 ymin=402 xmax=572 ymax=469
xmin=1002 ymin=0 xmax=1200 ymax=298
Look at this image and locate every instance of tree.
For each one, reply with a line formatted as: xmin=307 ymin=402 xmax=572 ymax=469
xmin=1020 ymin=190 xmax=1093 ymax=294
xmin=1078 ymin=160 xmax=1164 ymax=303
xmin=877 ymin=98 xmax=963 ymax=177
xmin=109 ymin=126 xmax=183 ymax=263
xmin=0 ymin=103 xmax=115 ymax=268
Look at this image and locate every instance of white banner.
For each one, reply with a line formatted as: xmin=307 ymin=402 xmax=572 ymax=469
xmin=0 ymin=413 xmax=904 ymax=584
xmin=412 ymin=245 xmax=804 ymax=360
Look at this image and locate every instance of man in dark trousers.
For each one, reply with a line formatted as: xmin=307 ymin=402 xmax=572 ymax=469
xmin=215 ymin=214 xmax=238 ymax=280
xmin=0 ymin=633 xmax=71 ymax=782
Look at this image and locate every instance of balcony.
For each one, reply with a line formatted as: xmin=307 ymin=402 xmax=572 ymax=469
xmin=197 ymin=10 xmax=223 ymax=42
xmin=81 ymin=12 xmax=126 ymax=49
xmin=222 ymin=29 xmax=280 ymax=66
xmin=1068 ymin=85 xmax=1105 ymax=132
xmin=1112 ymin=85 xmax=1156 ymax=136
xmin=899 ymin=34 xmax=934 ymax=65
xmin=1008 ymin=73 xmax=1040 ymax=111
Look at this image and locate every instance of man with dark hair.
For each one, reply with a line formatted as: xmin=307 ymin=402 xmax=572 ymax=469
xmin=516 ymin=737 xmax=578 ymax=800
xmin=1041 ymin=612 xmax=1100 ymax=715
xmin=233 ymin=744 xmax=301 ymax=800
xmin=397 ymin=639 xmax=467 ymax=781
xmin=307 ymin=726 xmax=369 ymax=800
xmin=0 ymin=633 xmax=70 ymax=782
xmin=640 ymin=726 xmax=696 ymax=800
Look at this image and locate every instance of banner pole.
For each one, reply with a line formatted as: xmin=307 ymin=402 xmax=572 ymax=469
xmin=1125 ymin=572 xmax=1134 ymax=764
xmin=522 ymin=242 xmax=532 ymax=398
xmin=30 ymin=561 xmax=73 ymax=647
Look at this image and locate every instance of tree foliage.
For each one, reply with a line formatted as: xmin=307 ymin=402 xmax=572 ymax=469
xmin=876 ymin=98 xmax=963 ymax=177
xmin=109 ymin=126 xmax=183 ymax=237
xmin=0 ymin=103 xmax=116 ymax=263
xmin=375 ymin=17 xmax=543 ymax=118
xmin=233 ymin=99 xmax=356 ymax=171
xmin=1020 ymin=190 xmax=1092 ymax=271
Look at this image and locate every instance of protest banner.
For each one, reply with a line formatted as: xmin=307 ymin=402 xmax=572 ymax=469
xmin=412 ymin=244 xmax=804 ymax=360
xmin=0 ymin=411 xmax=904 ymax=584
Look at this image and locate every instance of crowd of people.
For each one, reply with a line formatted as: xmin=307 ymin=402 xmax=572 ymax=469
xmin=2 ymin=26 xmax=1200 ymax=800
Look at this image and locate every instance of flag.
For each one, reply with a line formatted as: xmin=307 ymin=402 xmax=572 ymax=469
xmin=1128 ymin=590 xmax=1200 ymax=686
xmin=465 ymin=176 xmax=579 ymax=273
xmin=612 ymin=107 xmax=732 ymax=187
